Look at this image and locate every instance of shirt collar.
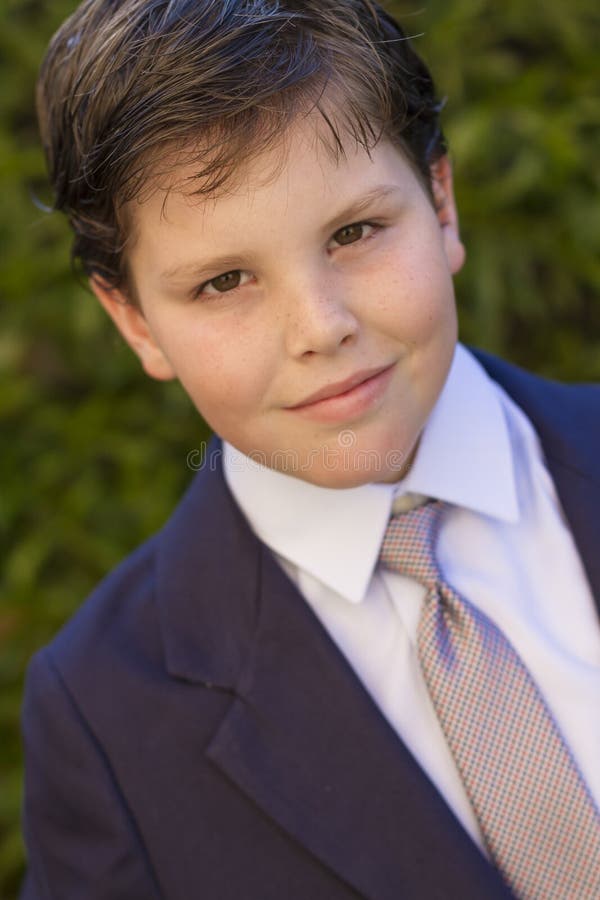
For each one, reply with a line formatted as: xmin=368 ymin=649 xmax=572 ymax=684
xmin=223 ymin=343 xmax=519 ymax=605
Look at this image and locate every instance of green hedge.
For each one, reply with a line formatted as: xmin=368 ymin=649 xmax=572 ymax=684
xmin=1 ymin=0 xmax=598 ymax=894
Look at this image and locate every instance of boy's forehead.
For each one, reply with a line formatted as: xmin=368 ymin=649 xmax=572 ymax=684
xmin=126 ymin=126 xmax=424 ymax=289
xmin=130 ymin=102 xmax=389 ymax=214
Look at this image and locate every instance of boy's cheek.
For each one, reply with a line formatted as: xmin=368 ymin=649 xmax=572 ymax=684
xmin=381 ymin=279 xmax=457 ymax=347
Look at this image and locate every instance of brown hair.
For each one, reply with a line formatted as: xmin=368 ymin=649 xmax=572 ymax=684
xmin=37 ymin=0 xmax=447 ymax=298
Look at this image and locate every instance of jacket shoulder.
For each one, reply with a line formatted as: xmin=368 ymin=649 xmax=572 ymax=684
xmin=472 ymin=347 xmax=600 ymax=403
xmin=34 ymin=531 xmax=163 ymax=700
xmin=472 ymin=348 xmax=600 ymax=473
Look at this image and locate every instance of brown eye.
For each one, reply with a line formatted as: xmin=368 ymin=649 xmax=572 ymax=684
xmin=195 ymin=269 xmax=252 ymax=299
xmin=332 ymin=222 xmax=376 ymax=248
xmin=334 ymin=224 xmax=364 ymax=246
xmin=210 ymin=271 xmax=241 ymax=292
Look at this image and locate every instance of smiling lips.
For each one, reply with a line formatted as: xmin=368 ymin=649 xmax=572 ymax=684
xmin=286 ymin=363 xmax=396 ymax=424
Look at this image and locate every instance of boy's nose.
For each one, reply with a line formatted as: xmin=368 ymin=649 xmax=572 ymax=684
xmin=283 ymin=274 xmax=359 ymax=358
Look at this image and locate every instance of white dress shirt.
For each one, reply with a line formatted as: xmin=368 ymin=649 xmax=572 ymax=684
xmin=223 ymin=343 xmax=600 ymax=852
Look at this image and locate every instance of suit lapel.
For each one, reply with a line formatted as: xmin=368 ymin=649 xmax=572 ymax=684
xmin=474 ymin=350 xmax=600 ymax=604
xmin=543 ymin=460 xmax=600 ymax=602
xmin=207 ymin=545 xmax=510 ymax=899
xmin=157 ymin=443 xmax=510 ymax=899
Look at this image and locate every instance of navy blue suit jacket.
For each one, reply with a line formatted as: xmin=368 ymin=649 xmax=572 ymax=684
xmin=20 ymin=352 xmax=600 ymax=899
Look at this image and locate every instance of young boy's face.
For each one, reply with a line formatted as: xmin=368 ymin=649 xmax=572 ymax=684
xmin=94 ymin=114 xmax=465 ymax=488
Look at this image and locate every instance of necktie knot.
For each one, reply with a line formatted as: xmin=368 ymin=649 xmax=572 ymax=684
xmin=379 ymin=498 xmax=444 ymax=590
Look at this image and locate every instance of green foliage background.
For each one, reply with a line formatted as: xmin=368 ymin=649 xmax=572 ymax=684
xmin=0 ymin=0 xmax=598 ymax=894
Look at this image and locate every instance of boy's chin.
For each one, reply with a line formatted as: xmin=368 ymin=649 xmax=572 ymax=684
xmin=281 ymin=457 xmax=414 ymax=490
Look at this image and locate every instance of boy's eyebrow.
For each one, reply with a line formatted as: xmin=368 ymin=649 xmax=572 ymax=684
xmin=159 ymin=253 xmax=254 ymax=284
xmin=326 ymin=184 xmax=403 ymax=230
xmin=159 ymin=184 xmax=402 ymax=283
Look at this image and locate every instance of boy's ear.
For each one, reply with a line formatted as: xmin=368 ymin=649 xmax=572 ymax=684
xmin=430 ymin=155 xmax=466 ymax=276
xmin=89 ymin=276 xmax=176 ymax=381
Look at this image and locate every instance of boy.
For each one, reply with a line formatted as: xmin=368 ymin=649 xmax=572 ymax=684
xmin=21 ymin=0 xmax=600 ymax=898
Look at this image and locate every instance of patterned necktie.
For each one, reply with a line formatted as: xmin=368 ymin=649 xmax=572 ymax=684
xmin=379 ymin=499 xmax=600 ymax=899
